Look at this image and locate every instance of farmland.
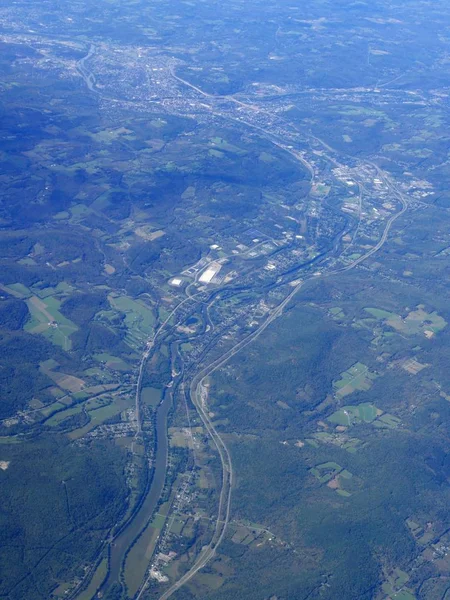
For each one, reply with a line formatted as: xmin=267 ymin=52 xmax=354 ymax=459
xmin=309 ymin=462 xmax=355 ymax=497
xmin=333 ymin=363 xmax=377 ymax=398
xmin=24 ymin=295 xmax=78 ymax=350
xmin=108 ymin=295 xmax=155 ymax=348
xmin=365 ymin=305 xmax=447 ymax=338
xmin=2 ymin=0 xmax=450 ymax=597
xmin=327 ymin=403 xmax=401 ymax=430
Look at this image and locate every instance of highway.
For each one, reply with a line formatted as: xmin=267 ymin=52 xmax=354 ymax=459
xmin=154 ymin=169 xmax=409 ymax=599
xmin=73 ymin=55 xmax=411 ymax=599
xmin=122 ymin=110 xmax=411 ymax=599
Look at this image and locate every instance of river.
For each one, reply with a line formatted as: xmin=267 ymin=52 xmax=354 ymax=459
xmin=101 ymin=387 xmax=172 ymax=596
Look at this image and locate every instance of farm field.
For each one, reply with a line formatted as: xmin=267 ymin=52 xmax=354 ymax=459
xmin=327 ymin=403 xmax=400 ymax=430
xmin=94 ymin=353 xmax=130 ymax=371
xmin=24 ymin=295 xmax=78 ymax=349
xmin=3 ymin=0 xmax=450 ymax=598
xmin=68 ymin=398 xmax=132 ymax=439
xmin=328 ymin=402 xmax=379 ymax=426
xmin=365 ymin=305 xmax=447 ymax=337
xmin=108 ymin=295 xmax=155 ymax=348
xmin=333 ymin=362 xmax=377 ymax=398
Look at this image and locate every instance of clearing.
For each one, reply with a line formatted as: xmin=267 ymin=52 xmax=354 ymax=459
xmin=328 ymin=403 xmax=400 ymax=430
xmin=365 ymin=305 xmax=446 ymax=337
xmin=24 ymin=295 xmax=78 ymax=350
xmin=333 ymin=362 xmax=377 ymax=398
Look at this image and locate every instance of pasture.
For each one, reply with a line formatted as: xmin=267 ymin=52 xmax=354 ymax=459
xmin=108 ymin=294 xmax=155 ymax=348
xmin=328 ymin=402 xmax=378 ymax=426
xmin=328 ymin=403 xmax=400 ymax=430
xmin=24 ymin=295 xmax=78 ymax=350
xmin=333 ymin=362 xmax=377 ymax=398
xmin=365 ymin=305 xmax=447 ymax=337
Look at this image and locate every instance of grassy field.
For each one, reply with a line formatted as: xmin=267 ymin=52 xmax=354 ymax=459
xmin=313 ymin=431 xmax=363 ymax=454
xmin=365 ymin=307 xmax=399 ymax=320
xmin=169 ymin=517 xmax=186 ymax=535
xmin=373 ymin=413 xmax=401 ymax=429
xmin=328 ymin=402 xmax=378 ymax=426
xmin=24 ymin=295 xmax=78 ymax=349
xmin=169 ymin=427 xmax=192 ymax=449
xmin=209 ymin=136 xmax=247 ymax=155
xmin=382 ymin=568 xmax=415 ymax=600
xmin=68 ymin=395 xmax=131 ymax=439
xmin=40 ymin=361 xmax=85 ymax=393
xmin=329 ymin=306 xmax=345 ymax=319
xmin=310 ymin=462 xmax=355 ymax=497
xmin=94 ymin=352 xmax=130 ymax=371
xmin=0 ymin=282 xmax=31 ymax=298
xmin=333 ymin=362 xmax=377 ymax=398
xmin=39 ymin=401 xmax=68 ymax=418
xmin=310 ymin=462 xmax=342 ymax=484
xmin=328 ymin=402 xmax=400 ymax=430
xmin=84 ymin=367 xmax=114 ymax=380
xmin=46 ymin=405 xmax=83 ymax=426
xmin=402 ymin=306 xmax=447 ymax=334
xmin=109 ymin=294 xmax=155 ymax=348
xmin=33 ymin=282 xmax=73 ymax=298
xmin=187 ymin=572 xmax=224 ymax=593
xmin=365 ymin=305 xmax=447 ymax=337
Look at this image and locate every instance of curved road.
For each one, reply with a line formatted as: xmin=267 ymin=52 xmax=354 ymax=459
xmin=66 ymin=45 xmax=412 ymax=600
xmin=155 ymin=176 xmax=409 ymax=600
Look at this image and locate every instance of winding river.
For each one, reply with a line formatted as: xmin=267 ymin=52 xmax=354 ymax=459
xmin=102 ymin=387 xmax=172 ymax=596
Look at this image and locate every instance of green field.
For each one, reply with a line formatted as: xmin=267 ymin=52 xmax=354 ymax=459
xmin=328 ymin=402 xmax=378 ymax=426
xmin=310 ymin=461 xmax=342 ymax=484
xmin=121 ymin=520 xmax=160 ymax=594
xmin=310 ymin=462 xmax=355 ymax=496
xmin=75 ymin=558 xmax=108 ymax=600
xmin=39 ymin=401 xmax=68 ymax=418
xmin=33 ymin=282 xmax=73 ymax=298
xmin=329 ymin=306 xmax=345 ymax=319
xmin=333 ymin=362 xmax=377 ymax=398
xmin=68 ymin=395 xmax=131 ymax=439
xmin=382 ymin=568 xmax=415 ymax=600
xmin=313 ymin=431 xmax=363 ymax=454
xmin=328 ymin=403 xmax=400 ymax=430
xmin=209 ymin=136 xmax=247 ymax=155
xmin=365 ymin=307 xmax=399 ymax=320
xmin=109 ymin=295 xmax=155 ymax=348
xmin=24 ymin=295 xmax=78 ymax=349
xmin=169 ymin=517 xmax=186 ymax=536
xmin=373 ymin=413 xmax=401 ymax=429
xmin=365 ymin=305 xmax=447 ymax=336
xmin=84 ymin=367 xmax=113 ymax=380
xmin=4 ymin=282 xmax=32 ymax=297
xmin=45 ymin=405 xmax=83 ymax=426
xmin=404 ymin=307 xmax=447 ymax=334
xmin=94 ymin=353 xmax=130 ymax=371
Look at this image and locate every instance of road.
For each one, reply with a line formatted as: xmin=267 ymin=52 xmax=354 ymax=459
xmin=155 ymin=167 xmax=409 ymax=600
xmin=120 ymin=98 xmax=410 ymax=599
xmin=72 ymin=57 xmax=411 ymax=599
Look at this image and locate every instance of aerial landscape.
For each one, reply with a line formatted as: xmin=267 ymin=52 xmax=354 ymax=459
xmin=1 ymin=0 xmax=450 ymax=599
